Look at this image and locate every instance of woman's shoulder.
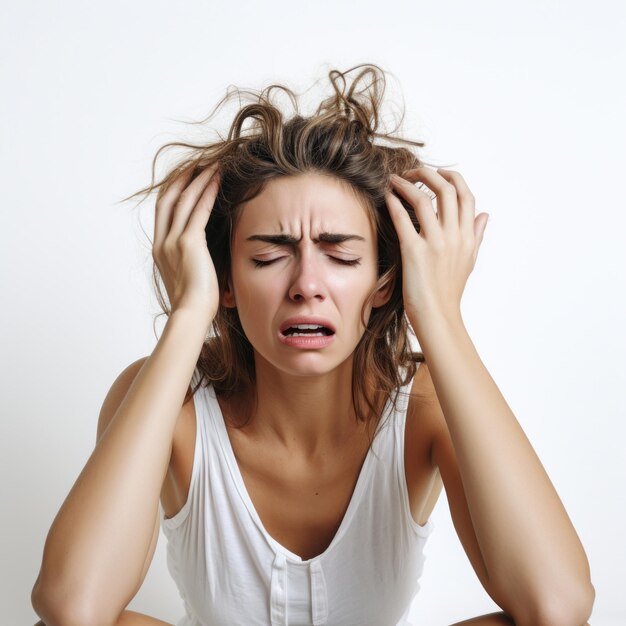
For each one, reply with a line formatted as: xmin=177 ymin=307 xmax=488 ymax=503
xmin=96 ymin=356 xmax=151 ymax=442
xmin=123 ymin=355 xmax=197 ymax=402
xmin=109 ymin=356 xmax=196 ymax=437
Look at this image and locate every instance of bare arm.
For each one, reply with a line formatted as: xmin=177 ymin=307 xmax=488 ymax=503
xmin=422 ymin=323 xmax=594 ymax=625
xmin=31 ymin=309 xmax=210 ymax=626
xmin=387 ymin=167 xmax=594 ymax=626
xmin=31 ymin=161 xmax=223 ymax=626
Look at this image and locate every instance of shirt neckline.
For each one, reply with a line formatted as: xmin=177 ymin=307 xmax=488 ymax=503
xmin=207 ymin=385 xmax=395 ymax=564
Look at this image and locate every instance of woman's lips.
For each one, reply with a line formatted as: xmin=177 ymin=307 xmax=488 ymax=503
xmin=277 ymin=329 xmax=336 ymax=349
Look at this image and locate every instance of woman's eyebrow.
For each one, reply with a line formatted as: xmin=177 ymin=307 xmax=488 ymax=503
xmin=245 ymin=232 xmax=366 ymax=245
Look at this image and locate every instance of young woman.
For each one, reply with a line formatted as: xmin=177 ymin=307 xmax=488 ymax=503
xmin=31 ymin=64 xmax=594 ymax=626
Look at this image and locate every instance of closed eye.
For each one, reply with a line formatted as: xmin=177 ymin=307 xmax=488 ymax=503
xmin=252 ymin=258 xmax=278 ymax=267
xmin=334 ymin=257 xmax=361 ymax=266
xmin=252 ymin=256 xmax=361 ymax=267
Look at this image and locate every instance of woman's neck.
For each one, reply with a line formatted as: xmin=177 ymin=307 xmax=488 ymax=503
xmin=239 ymin=358 xmax=365 ymax=458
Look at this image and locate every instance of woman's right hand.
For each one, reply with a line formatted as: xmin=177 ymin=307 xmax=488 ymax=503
xmin=152 ymin=162 xmax=222 ymax=322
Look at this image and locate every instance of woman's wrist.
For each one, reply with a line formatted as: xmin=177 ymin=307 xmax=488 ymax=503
xmin=167 ymin=306 xmax=215 ymax=338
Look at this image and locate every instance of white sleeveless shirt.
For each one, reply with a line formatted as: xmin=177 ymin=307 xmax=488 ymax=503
xmin=159 ymin=365 xmax=434 ymax=626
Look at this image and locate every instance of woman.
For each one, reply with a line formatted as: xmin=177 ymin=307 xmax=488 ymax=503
xmin=31 ymin=64 xmax=594 ymax=626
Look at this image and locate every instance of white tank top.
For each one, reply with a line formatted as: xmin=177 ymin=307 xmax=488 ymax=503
xmin=159 ymin=364 xmax=435 ymax=626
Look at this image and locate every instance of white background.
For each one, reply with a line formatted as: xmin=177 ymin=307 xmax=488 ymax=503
xmin=2 ymin=1 xmax=624 ymax=625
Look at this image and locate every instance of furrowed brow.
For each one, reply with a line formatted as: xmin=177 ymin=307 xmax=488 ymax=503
xmin=246 ymin=232 xmax=366 ymax=245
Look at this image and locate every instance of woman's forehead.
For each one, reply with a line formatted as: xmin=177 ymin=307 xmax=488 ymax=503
xmin=234 ymin=172 xmax=375 ymax=238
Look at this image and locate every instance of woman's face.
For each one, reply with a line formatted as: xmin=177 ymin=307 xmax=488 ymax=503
xmin=221 ymin=172 xmax=390 ymax=377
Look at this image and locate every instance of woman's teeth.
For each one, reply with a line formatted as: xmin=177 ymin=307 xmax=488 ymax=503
xmin=283 ymin=324 xmax=333 ymax=336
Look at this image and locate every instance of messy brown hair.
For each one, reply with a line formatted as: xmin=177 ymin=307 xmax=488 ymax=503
xmin=121 ymin=63 xmax=440 ymax=451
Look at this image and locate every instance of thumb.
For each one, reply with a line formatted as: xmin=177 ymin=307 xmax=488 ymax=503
xmin=473 ymin=213 xmax=489 ymax=262
xmin=474 ymin=213 xmax=489 ymax=239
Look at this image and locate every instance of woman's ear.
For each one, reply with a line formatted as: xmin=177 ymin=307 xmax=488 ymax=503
xmin=371 ymin=278 xmax=394 ymax=308
xmin=220 ymin=276 xmax=237 ymax=308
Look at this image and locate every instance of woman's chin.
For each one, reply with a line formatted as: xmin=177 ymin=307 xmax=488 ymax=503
xmin=258 ymin=352 xmax=356 ymax=381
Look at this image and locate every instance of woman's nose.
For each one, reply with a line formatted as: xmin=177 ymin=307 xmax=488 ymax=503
xmin=287 ymin=250 xmax=326 ymax=302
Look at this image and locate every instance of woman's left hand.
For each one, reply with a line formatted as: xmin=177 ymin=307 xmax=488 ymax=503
xmin=385 ymin=167 xmax=489 ymax=331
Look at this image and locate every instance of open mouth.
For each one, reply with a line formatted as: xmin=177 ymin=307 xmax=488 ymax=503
xmin=281 ymin=324 xmax=335 ymax=337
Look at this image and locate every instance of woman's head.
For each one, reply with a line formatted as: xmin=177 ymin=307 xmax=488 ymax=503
xmin=222 ymin=170 xmax=389 ymax=380
xmin=123 ymin=63 xmax=430 ymax=438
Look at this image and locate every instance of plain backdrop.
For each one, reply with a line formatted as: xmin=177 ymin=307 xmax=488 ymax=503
xmin=2 ymin=1 xmax=624 ymax=625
